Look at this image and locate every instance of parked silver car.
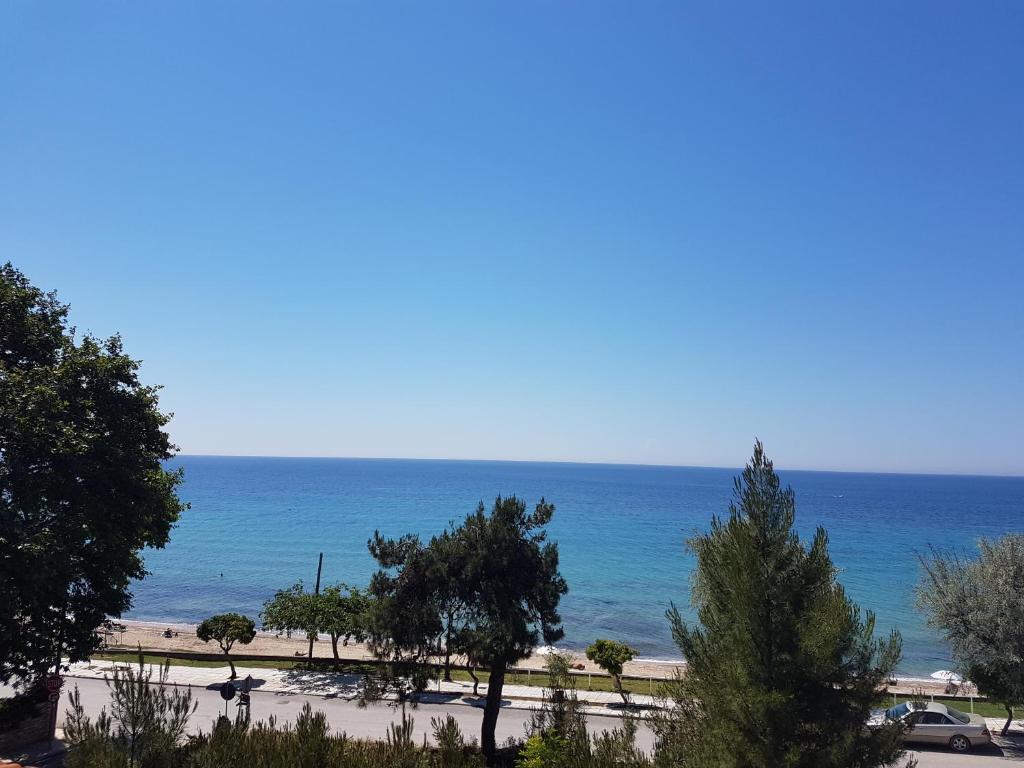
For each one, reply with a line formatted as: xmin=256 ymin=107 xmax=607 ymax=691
xmin=870 ymin=701 xmax=991 ymax=752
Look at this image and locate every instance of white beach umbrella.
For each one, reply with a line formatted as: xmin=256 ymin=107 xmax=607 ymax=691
xmin=930 ymin=670 xmax=963 ymax=683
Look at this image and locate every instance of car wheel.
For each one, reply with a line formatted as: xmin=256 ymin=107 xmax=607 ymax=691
xmin=949 ymin=735 xmax=971 ymax=752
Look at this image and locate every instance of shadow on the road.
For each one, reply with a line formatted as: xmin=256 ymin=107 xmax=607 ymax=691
xmin=279 ymin=668 xmax=363 ymax=698
xmin=203 ymin=678 xmax=268 ymax=691
xmin=415 ymin=692 xmax=464 ymax=704
xmin=606 ymin=702 xmax=656 ymax=713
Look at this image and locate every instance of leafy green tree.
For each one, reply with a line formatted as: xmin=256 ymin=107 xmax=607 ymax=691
xmin=662 ymin=442 xmax=907 ymax=767
xmin=197 ymin=614 xmax=256 ymax=679
xmin=918 ymin=534 xmax=1024 ymax=735
xmin=0 ymin=263 xmax=186 ymax=688
xmin=262 ymin=582 xmax=367 ymax=660
xmin=586 ymin=639 xmax=636 ymax=704
xmin=319 ymin=584 xmax=370 ymax=659
xmin=261 ymin=583 xmax=319 ymax=647
xmin=369 ymin=496 xmax=567 ymax=765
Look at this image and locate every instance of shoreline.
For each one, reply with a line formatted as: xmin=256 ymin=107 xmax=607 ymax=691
xmin=109 ymin=620 xmax=682 ymax=679
xmin=107 ymin=620 xmax=952 ymax=691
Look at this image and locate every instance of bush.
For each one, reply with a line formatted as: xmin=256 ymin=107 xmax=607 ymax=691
xmin=64 ymin=655 xmax=197 ymax=768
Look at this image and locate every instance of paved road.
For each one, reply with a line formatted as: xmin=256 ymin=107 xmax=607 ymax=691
xmin=56 ymin=676 xmax=655 ymax=751
xmin=905 ymin=736 xmax=1024 ymax=766
xmin=10 ymin=677 xmax=1024 ymax=766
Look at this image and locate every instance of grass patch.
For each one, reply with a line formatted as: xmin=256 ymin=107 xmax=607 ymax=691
xmin=931 ymin=695 xmax=1019 ymax=719
xmin=880 ymin=693 xmax=1020 ymax=720
xmin=93 ymin=653 xmax=310 ymax=672
xmin=90 ymin=653 xmax=655 ymax=695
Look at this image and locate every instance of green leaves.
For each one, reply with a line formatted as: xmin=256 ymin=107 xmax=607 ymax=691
xmin=918 ymin=534 xmax=1024 ymax=734
xmin=0 ymin=263 xmax=186 ymax=686
xmin=368 ymin=495 xmax=567 ymax=763
xmin=261 ymin=582 xmax=370 ymax=658
xmin=586 ymin=639 xmax=635 ymax=678
xmin=197 ymin=614 xmax=257 ymax=650
xmin=660 ymin=441 xmax=907 ymax=768
xmin=585 ymin=639 xmax=636 ymax=704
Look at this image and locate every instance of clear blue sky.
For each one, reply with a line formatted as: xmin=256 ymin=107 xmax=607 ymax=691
xmin=2 ymin=2 xmax=1022 ymax=475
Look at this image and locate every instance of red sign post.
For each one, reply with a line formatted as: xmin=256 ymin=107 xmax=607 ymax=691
xmin=44 ymin=674 xmax=63 ymax=742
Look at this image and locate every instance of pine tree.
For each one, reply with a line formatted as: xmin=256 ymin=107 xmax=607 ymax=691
xmin=660 ymin=442 xmax=908 ymax=767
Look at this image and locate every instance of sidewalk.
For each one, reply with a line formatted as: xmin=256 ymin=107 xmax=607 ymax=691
xmin=63 ymin=660 xmax=658 ymax=716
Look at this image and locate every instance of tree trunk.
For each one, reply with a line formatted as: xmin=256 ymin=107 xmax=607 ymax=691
xmin=468 ymin=666 xmax=480 ymax=696
xmin=1003 ymin=703 xmax=1014 ymax=736
xmin=221 ymin=642 xmax=237 ymax=679
xmin=614 ymin=673 xmax=629 ymax=705
xmin=481 ymin=660 xmax=506 ymax=765
xmin=331 ymin=634 xmax=340 ymax=660
xmin=444 ymin=621 xmax=453 ymax=682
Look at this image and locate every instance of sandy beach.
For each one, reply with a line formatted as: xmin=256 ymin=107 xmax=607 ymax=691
xmin=106 ymin=620 xmax=682 ymax=680
xmin=103 ymin=620 xmax=954 ymax=695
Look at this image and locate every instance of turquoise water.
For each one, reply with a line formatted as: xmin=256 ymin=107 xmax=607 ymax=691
xmin=130 ymin=456 xmax=1024 ymax=675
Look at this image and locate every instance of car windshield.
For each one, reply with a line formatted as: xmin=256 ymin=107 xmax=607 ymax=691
xmin=885 ymin=703 xmax=911 ymax=720
xmin=944 ymin=706 xmax=971 ymax=724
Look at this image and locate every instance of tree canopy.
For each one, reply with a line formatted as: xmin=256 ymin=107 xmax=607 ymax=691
xmin=261 ymin=581 xmax=369 ymax=659
xmin=585 ymin=639 xmax=636 ymax=704
xmin=660 ymin=441 xmax=907 ymax=767
xmin=368 ymin=495 xmax=567 ymax=764
xmin=0 ymin=263 xmax=186 ymax=687
xmin=196 ymin=613 xmax=256 ymax=679
xmin=918 ymin=534 xmax=1024 ymax=735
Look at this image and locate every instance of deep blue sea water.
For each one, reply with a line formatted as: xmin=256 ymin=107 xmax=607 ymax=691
xmin=129 ymin=456 xmax=1024 ymax=675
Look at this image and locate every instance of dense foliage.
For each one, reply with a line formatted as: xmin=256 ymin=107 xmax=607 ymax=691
xmin=663 ymin=442 xmax=908 ymax=767
xmin=196 ymin=614 xmax=256 ymax=679
xmin=518 ymin=652 xmax=650 ymax=768
xmin=262 ymin=582 xmax=369 ymax=660
xmin=0 ymin=263 xmax=186 ymax=687
xmin=368 ymin=496 xmax=567 ymax=764
xmin=65 ymin=657 xmax=197 ymax=768
xmin=585 ymin=640 xmax=636 ymax=704
xmin=918 ymin=533 xmax=1024 ymax=734
xmin=62 ymin=653 xmax=657 ymax=768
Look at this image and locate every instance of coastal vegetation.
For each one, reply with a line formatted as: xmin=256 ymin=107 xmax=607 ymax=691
xmin=658 ymin=442 xmax=908 ymax=767
xmin=0 ymin=264 xmax=186 ymax=688
xmin=367 ymin=496 xmax=567 ymax=763
xmin=918 ymin=533 xmax=1024 ymax=735
xmin=196 ymin=614 xmax=256 ymax=679
xmin=261 ymin=582 xmax=370 ymax=660
xmin=0 ymin=263 xmax=925 ymax=766
xmin=585 ymin=640 xmax=636 ymax=705
xmin=65 ymin=658 xmax=196 ymax=768
xmin=518 ymin=652 xmax=650 ymax=767
xmin=63 ymin=653 xmax=652 ymax=768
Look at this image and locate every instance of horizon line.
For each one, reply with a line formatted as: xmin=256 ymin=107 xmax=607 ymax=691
xmin=170 ymin=452 xmax=1024 ymax=481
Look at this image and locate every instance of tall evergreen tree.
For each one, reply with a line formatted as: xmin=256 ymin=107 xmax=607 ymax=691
xmin=660 ymin=442 xmax=907 ymax=767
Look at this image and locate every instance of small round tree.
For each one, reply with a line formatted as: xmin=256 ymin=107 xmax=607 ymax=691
xmin=585 ymin=639 xmax=636 ymax=704
xmin=196 ymin=613 xmax=256 ymax=679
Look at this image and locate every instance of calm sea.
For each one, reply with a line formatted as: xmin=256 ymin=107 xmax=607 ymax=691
xmin=129 ymin=456 xmax=1024 ymax=675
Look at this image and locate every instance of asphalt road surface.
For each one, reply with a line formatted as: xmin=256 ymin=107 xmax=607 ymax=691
xmin=905 ymin=736 xmax=1024 ymax=766
xmin=9 ymin=678 xmax=1024 ymax=766
xmin=54 ymin=676 xmax=656 ymax=752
